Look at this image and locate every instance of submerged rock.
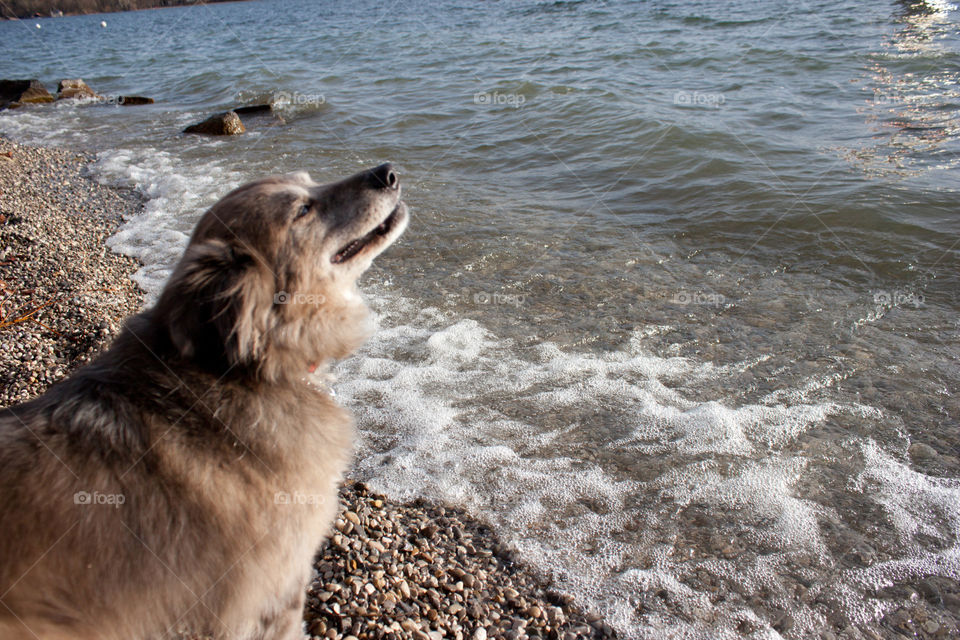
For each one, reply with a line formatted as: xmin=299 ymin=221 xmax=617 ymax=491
xmin=909 ymin=441 xmax=938 ymax=461
xmin=183 ymin=110 xmax=245 ymax=136
xmin=0 ymin=79 xmax=54 ymax=110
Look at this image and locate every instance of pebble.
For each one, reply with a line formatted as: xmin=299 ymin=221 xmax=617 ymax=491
xmin=922 ymin=620 xmax=939 ymax=634
xmin=918 ymin=579 xmax=943 ymax=605
xmin=909 ymin=442 xmax=939 ymax=461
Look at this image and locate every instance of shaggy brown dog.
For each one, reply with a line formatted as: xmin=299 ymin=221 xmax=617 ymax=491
xmin=0 ymin=164 xmax=408 ymax=640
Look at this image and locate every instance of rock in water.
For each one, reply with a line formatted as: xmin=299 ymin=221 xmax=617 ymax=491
xmin=57 ymin=79 xmax=97 ymax=100
xmin=0 ymin=79 xmax=55 ymax=110
xmin=117 ymin=96 xmax=154 ymax=106
xmin=183 ymin=111 xmax=245 ymax=135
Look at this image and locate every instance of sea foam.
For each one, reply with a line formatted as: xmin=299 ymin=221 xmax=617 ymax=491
xmin=94 ymin=148 xmax=241 ymax=298
xmin=333 ymin=298 xmax=915 ymax=638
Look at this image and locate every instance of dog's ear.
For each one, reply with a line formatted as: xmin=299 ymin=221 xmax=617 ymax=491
xmin=156 ymin=238 xmax=273 ymax=373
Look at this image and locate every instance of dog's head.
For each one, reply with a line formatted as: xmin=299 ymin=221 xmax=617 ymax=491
xmin=153 ymin=164 xmax=408 ymax=381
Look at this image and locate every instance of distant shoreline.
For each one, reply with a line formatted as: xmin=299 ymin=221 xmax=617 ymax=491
xmin=1 ymin=0 xmax=251 ymax=21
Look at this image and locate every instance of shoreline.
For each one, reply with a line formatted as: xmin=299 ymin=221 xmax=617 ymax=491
xmin=0 ymin=135 xmax=616 ymax=640
xmin=1 ymin=0 xmax=251 ymax=21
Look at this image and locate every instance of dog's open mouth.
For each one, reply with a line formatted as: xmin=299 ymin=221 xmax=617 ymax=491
xmin=331 ymin=203 xmax=403 ymax=264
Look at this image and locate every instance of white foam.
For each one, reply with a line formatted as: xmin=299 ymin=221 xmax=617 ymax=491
xmin=661 ymin=457 xmax=829 ymax=554
xmin=0 ymin=104 xmax=83 ymax=145
xmin=856 ymin=442 xmax=960 ymax=545
xmin=1 ymin=107 xmax=241 ymax=300
xmin=94 ymin=148 xmax=241 ymax=299
xmin=818 ymin=442 xmax=960 ymax=625
xmin=335 ymin=300 xmax=897 ymax=638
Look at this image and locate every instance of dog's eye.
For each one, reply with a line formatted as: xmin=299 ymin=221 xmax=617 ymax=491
xmin=295 ymin=202 xmax=312 ymax=219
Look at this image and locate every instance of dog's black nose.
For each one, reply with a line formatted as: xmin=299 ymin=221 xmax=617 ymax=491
xmin=367 ymin=163 xmax=399 ymax=190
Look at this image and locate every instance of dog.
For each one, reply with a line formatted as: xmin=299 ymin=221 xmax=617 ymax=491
xmin=0 ymin=163 xmax=408 ymax=639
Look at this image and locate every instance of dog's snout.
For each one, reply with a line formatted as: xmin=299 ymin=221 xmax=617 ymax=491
xmin=367 ymin=163 xmax=399 ymax=191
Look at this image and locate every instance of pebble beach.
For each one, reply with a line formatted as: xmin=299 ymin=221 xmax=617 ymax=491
xmin=0 ymin=136 xmax=143 ymax=405
xmin=0 ymin=136 xmax=616 ymax=640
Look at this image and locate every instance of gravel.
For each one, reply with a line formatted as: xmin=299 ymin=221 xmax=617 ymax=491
xmin=308 ymin=482 xmax=616 ymax=640
xmin=0 ymin=136 xmax=617 ymax=640
xmin=0 ymin=136 xmax=144 ymax=406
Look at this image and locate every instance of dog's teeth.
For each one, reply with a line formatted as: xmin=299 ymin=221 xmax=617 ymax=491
xmin=334 ymin=209 xmax=399 ymax=264
xmin=333 ymin=238 xmax=367 ymax=263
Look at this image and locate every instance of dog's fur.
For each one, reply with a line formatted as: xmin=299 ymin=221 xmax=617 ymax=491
xmin=0 ymin=164 xmax=408 ymax=640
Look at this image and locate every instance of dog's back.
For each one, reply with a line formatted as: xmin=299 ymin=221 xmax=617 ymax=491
xmin=0 ymin=312 xmax=353 ymax=639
